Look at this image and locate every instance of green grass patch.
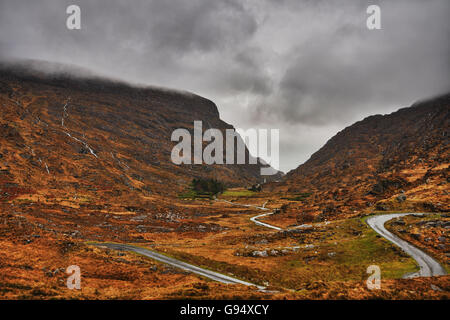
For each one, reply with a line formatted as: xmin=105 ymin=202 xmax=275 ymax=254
xmin=221 ymin=190 xmax=256 ymax=197
xmin=335 ymin=219 xmax=419 ymax=279
xmin=283 ymin=217 xmax=419 ymax=283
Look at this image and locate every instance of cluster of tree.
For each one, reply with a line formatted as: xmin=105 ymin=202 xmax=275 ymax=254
xmin=191 ymin=178 xmax=226 ymax=196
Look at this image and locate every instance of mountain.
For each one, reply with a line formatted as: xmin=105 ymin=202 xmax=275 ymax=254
xmin=0 ymin=60 xmax=280 ymax=207
xmin=274 ymin=94 xmax=449 ymax=217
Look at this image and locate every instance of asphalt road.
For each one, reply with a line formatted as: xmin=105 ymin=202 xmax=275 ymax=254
xmin=219 ymin=199 xmax=282 ymax=230
xmin=92 ymin=210 xmax=445 ymax=291
xmin=366 ymin=213 xmax=447 ymax=278
xmin=223 ymin=200 xmax=447 ymax=278
xmin=91 ymin=242 xmax=265 ymax=289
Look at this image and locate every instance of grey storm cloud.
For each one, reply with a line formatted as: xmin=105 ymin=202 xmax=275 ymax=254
xmin=249 ymin=0 xmax=450 ymax=126
xmin=0 ymin=0 xmax=449 ymax=172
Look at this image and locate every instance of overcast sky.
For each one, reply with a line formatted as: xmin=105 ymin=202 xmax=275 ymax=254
xmin=1 ymin=0 xmax=449 ymax=173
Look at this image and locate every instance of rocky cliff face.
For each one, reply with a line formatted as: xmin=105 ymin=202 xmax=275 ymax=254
xmin=276 ymin=94 xmax=449 ymax=217
xmin=0 ymin=61 xmax=278 ymax=205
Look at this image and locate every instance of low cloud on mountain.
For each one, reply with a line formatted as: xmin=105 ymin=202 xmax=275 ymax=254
xmin=1 ymin=0 xmax=448 ymax=172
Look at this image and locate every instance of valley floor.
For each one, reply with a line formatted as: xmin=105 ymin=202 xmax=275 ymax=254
xmin=0 ymin=189 xmax=448 ymax=299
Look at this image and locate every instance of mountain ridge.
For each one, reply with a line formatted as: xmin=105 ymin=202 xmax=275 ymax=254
xmin=272 ymin=93 xmax=449 ymax=217
xmin=0 ymin=61 xmax=280 ymax=209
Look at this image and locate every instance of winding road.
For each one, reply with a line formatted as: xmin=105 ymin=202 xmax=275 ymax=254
xmin=91 ymin=204 xmax=446 ymax=290
xmin=90 ymin=200 xmax=282 ymax=290
xmin=219 ymin=199 xmax=282 ymax=230
xmin=92 ymin=242 xmax=265 ymax=290
xmin=90 ymin=201 xmax=283 ymax=290
xmin=222 ymin=200 xmax=447 ymax=278
xmin=366 ymin=213 xmax=447 ymax=278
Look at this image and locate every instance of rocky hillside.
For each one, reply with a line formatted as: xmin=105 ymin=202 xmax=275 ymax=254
xmin=274 ymin=94 xmax=449 ymax=218
xmin=0 ymin=61 xmax=278 ymax=206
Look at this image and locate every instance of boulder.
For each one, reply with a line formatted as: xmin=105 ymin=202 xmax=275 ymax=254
xmin=252 ymin=250 xmax=268 ymax=257
xmin=269 ymin=250 xmax=279 ymax=256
